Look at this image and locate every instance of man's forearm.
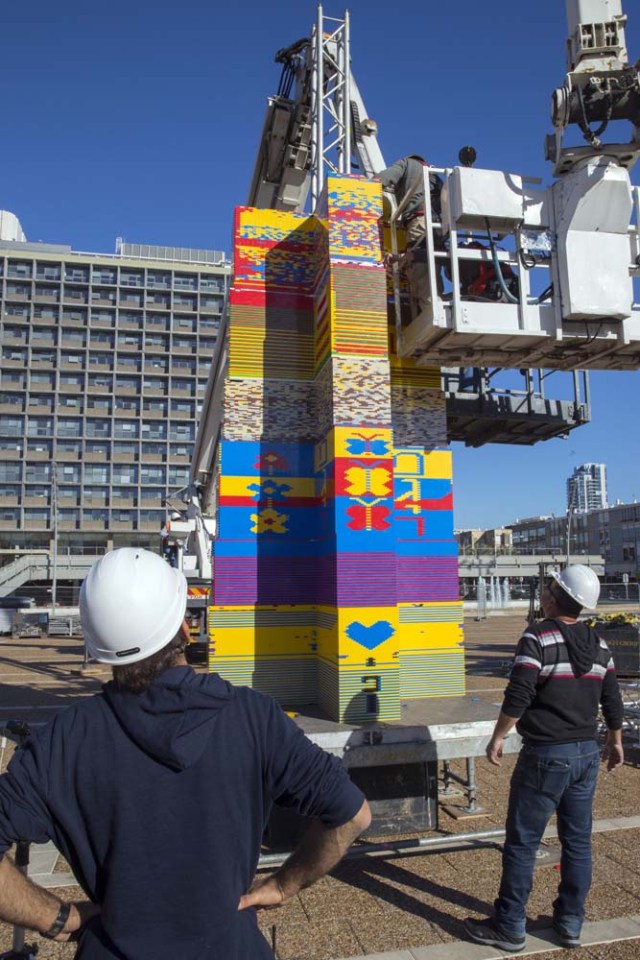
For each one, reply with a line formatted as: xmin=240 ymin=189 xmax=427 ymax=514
xmin=275 ymin=800 xmax=371 ymax=898
xmin=0 ymin=854 xmax=62 ymax=934
xmin=491 ymin=711 xmax=518 ymax=741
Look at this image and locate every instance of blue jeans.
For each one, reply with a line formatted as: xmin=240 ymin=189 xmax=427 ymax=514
xmin=494 ymin=739 xmax=600 ymax=939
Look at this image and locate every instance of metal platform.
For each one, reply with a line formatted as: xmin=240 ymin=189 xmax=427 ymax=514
xmin=291 ymin=695 xmax=521 ymax=764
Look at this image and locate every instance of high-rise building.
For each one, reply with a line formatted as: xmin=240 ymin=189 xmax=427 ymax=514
xmin=0 ymin=213 xmax=230 ymax=556
xmin=566 ymin=462 xmax=608 ymax=514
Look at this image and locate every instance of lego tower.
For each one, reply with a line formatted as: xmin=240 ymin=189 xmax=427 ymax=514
xmin=210 ymin=175 xmax=463 ymax=723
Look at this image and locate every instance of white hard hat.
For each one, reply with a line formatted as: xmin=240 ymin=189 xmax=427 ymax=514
xmin=551 ymin=564 xmax=600 ymax=611
xmin=80 ymin=548 xmax=187 ymax=665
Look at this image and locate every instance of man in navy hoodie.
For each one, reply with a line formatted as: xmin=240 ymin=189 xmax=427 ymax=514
xmin=464 ymin=564 xmax=624 ymax=953
xmin=0 ymin=548 xmax=371 ymax=957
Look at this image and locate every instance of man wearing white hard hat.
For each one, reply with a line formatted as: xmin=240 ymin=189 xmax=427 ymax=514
xmin=465 ymin=564 xmax=624 ymax=953
xmin=0 ymin=548 xmax=370 ymax=957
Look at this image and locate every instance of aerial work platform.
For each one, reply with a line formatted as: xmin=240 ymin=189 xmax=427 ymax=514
xmin=393 ymin=163 xmax=640 ymax=372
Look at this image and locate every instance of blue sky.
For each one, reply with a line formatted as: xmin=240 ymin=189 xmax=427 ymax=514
xmin=1 ymin=0 xmax=638 ymax=528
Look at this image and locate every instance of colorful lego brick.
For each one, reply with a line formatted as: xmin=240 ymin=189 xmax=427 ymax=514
xmin=210 ymin=175 xmax=464 ymax=722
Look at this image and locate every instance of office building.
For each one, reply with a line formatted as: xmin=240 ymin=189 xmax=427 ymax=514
xmin=567 ymin=462 xmax=608 ymax=514
xmin=0 ymin=212 xmax=230 ymax=556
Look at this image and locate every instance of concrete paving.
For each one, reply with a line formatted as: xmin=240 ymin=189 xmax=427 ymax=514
xmin=336 ymin=915 xmax=640 ymax=959
xmin=1 ymin=617 xmax=640 ymax=959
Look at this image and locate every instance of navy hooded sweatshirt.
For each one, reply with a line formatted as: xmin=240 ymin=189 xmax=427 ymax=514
xmin=0 ymin=667 xmax=364 ymax=959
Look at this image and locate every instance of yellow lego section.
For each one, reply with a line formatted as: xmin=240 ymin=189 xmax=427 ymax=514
xmin=394 ymin=449 xmax=452 ymax=480
xmin=219 ymin=476 xmax=316 ymax=500
xmin=237 ymin=207 xmax=317 ymax=240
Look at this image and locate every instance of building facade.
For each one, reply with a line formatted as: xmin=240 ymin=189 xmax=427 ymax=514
xmin=0 ymin=223 xmax=229 ymax=555
xmin=508 ymin=503 xmax=640 ymax=577
xmin=567 ymin=462 xmax=608 ymax=514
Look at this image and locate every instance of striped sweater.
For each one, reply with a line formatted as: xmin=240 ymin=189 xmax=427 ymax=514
xmin=502 ymin=618 xmax=624 ymax=743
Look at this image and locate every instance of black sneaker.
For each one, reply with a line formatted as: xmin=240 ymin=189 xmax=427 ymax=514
xmin=553 ymin=921 xmax=581 ymax=949
xmin=464 ymin=917 xmax=526 ymax=952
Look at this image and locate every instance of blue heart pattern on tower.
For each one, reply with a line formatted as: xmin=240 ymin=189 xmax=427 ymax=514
xmin=346 ymin=620 xmax=395 ymax=650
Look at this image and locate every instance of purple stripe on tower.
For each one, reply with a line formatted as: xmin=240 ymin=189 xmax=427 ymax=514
xmin=215 ymin=556 xmax=327 ymax=605
xmin=334 ymin=553 xmax=397 ymax=607
xmin=396 ymin=557 xmax=460 ymax=603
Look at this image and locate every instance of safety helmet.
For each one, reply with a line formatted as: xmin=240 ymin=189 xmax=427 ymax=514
xmin=551 ymin=564 xmax=600 ymax=611
xmin=80 ymin=548 xmax=187 ymax=665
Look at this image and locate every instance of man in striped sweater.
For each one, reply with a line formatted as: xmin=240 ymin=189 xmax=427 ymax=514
xmin=465 ymin=565 xmax=624 ymax=952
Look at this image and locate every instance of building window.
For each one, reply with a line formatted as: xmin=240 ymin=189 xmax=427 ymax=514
xmin=86 ymin=441 xmax=110 ymax=456
xmin=112 ymin=466 xmax=138 ymax=485
xmin=115 ymin=397 xmax=140 ymax=413
xmin=27 ymin=439 xmax=52 ymax=454
xmin=92 ymin=268 xmax=117 ymax=285
xmin=7 ymin=261 xmax=32 ymax=279
xmin=168 ymin=466 xmax=189 ymax=485
xmin=57 ymin=463 xmax=81 ymax=482
xmin=140 ymin=510 xmax=165 ymax=524
xmin=62 ymin=309 xmax=88 ymax=323
xmin=141 ymin=422 xmax=167 ymax=440
xmin=113 ymin=421 xmax=139 ymax=439
xmin=141 ymin=467 xmax=165 ymax=484
xmin=173 ymin=274 xmax=197 ymax=291
xmin=91 ymin=309 xmax=115 ymax=325
xmin=30 ymin=372 xmax=55 ymax=388
xmin=91 ymin=289 xmax=117 ymax=304
xmin=88 ymin=375 xmax=112 ymax=389
xmin=24 ymin=508 xmax=49 ymax=524
xmin=120 ymin=270 xmax=144 ymax=287
xmin=26 ymin=417 xmax=53 ymax=438
xmin=0 ymin=439 xmax=22 ymax=453
xmin=147 ymin=272 xmax=170 ymax=289
xmin=83 ymin=509 xmax=109 ymax=522
xmin=169 ymin=423 xmax=194 ymax=441
xmin=64 ymin=265 xmax=89 ymax=283
xmin=33 ymin=306 xmax=59 ymax=321
xmin=85 ymin=465 xmax=109 ymax=484
xmin=25 ymin=463 xmax=51 ymax=482
xmin=59 ymin=373 xmax=84 ymax=388
xmin=90 ymin=331 xmax=114 ymax=346
xmin=0 ymin=464 xmax=22 ymax=482
xmin=146 ymin=314 xmax=168 ymax=328
xmin=36 ymin=264 xmax=61 ymax=281
xmin=3 ymin=349 xmax=28 ymax=363
xmin=113 ymin=442 xmax=137 ymax=456
xmin=56 ymin=417 xmax=82 ymax=437
xmin=88 ymin=353 xmax=112 ymax=367
xmin=86 ymin=419 xmax=111 ymax=438
xmin=87 ymin=396 xmax=111 ymax=411
xmin=57 ymin=443 xmax=82 ymax=462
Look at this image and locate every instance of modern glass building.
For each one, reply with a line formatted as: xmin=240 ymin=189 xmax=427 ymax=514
xmin=566 ymin=462 xmax=608 ymax=514
xmin=0 ymin=216 xmax=229 ymax=556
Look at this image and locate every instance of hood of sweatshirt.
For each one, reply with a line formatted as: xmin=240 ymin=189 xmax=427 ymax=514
xmin=102 ymin=666 xmax=233 ymax=771
xmin=550 ymin=619 xmax=598 ymax=676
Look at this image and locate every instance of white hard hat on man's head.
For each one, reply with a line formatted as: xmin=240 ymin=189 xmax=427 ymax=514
xmin=551 ymin=564 xmax=600 ymax=611
xmin=80 ymin=548 xmax=187 ymax=665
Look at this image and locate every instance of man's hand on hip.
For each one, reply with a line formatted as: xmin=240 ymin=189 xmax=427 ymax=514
xmin=238 ymin=875 xmax=286 ymax=912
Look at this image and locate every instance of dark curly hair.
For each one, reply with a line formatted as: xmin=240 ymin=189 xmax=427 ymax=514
xmin=111 ymin=632 xmax=187 ymax=694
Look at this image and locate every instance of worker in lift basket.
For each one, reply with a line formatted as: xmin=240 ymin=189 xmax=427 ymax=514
xmin=0 ymin=548 xmax=370 ymax=959
xmin=464 ymin=565 xmax=624 ymax=953
xmin=378 ymin=154 xmax=445 ymax=311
